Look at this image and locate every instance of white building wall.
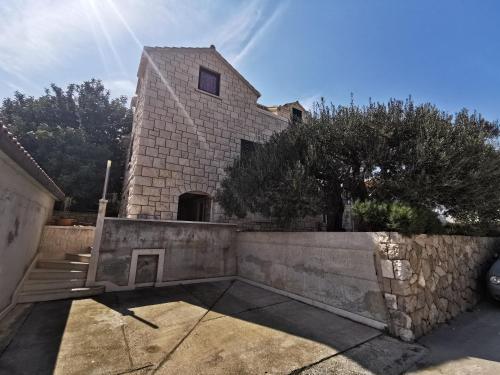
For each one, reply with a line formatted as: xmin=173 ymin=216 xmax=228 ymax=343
xmin=0 ymin=150 xmax=55 ymax=312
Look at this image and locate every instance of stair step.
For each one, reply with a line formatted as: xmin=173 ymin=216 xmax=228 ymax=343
xmin=65 ymin=253 xmax=91 ymax=263
xmin=22 ymin=279 xmax=86 ymax=292
xmin=17 ymin=286 xmax=104 ymax=303
xmin=37 ymin=259 xmax=89 ymax=271
xmin=29 ymin=269 xmax=87 ymax=280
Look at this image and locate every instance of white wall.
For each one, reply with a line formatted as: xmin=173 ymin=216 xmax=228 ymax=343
xmin=236 ymin=231 xmax=388 ymax=324
xmin=0 ymin=151 xmax=55 ymax=311
xmin=38 ymin=226 xmax=95 ymax=260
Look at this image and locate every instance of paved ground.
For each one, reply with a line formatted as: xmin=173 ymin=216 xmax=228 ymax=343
xmin=0 ymin=280 xmax=425 ymax=375
xmin=407 ymin=300 xmax=500 ymax=375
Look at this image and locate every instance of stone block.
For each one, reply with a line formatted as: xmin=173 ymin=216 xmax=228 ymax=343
xmin=380 ymin=259 xmax=394 ymax=279
xmin=387 ymin=243 xmax=406 ymax=260
xmin=390 ymin=280 xmax=412 ymax=296
xmin=384 ymin=293 xmax=398 ymax=310
xmin=393 ymin=260 xmax=412 ymax=281
xmin=391 ymin=310 xmax=412 ymax=329
xmin=398 ymin=328 xmax=415 ymax=342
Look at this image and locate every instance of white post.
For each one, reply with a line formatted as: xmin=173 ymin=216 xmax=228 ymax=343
xmin=86 ymin=161 xmax=111 ymax=287
xmin=102 ymin=160 xmax=112 ymax=200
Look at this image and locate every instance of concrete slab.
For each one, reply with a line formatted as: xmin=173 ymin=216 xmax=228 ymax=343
xmin=406 ymin=301 xmax=500 ymax=375
xmin=0 ymin=280 xmax=425 ymax=375
xmin=114 ymin=287 xmax=209 ymax=367
xmin=156 ymin=300 xmax=381 ymax=374
xmin=203 ymin=280 xmax=290 ymax=321
xmin=301 ymin=335 xmax=427 ymax=375
xmin=0 ymin=303 xmax=32 ymax=355
xmin=180 ymin=280 xmax=233 ymax=307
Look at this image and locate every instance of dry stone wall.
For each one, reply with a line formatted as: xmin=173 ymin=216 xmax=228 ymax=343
xmin=377 ymin=233 xmax=500 ymax=341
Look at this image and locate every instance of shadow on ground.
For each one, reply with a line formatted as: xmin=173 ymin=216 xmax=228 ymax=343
xmin=406 ymin=299 xmax=500 ymax=374
xmin=0 ymin=280 xmax=428 ymax=374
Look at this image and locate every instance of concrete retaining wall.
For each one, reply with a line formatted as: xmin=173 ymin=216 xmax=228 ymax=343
xmin=0 ymin=151 xmax=55 ymax=313
xmin=91 ymin=223 xmax=500 ymax=339
xmin=94 ymin=218 xmax=236 ymax=288
xmin=377 ymin=233 xmax=500 ymax=341
xmin=236 ymin=232 xmax=388 ymax=325
xmin=38 ymin=226 xmax=95 ymax=260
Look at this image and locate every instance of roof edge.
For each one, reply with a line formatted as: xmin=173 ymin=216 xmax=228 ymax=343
xmin=0 ymin=124 xmax=65 ymax=200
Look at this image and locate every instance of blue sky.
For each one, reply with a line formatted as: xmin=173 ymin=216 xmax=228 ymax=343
xmin=1 ymin=0 xmax=500 ymax=119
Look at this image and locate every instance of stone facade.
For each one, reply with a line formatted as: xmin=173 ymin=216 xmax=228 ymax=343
xmin=121 ymin=46 xmax=306 ymax=222
xmin=377 ymin=233 xmax=500 ymax=341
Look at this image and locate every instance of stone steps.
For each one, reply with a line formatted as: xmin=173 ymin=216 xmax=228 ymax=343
xmin=29 ymin=269 xmax=87 ymax=280
xmin=19 ymin=248 xmax=103 ymax=303
xmin=18 ymin=286 xmax=104 ymax=303
xmin=65 ymin=253 xmax=91 ymax=263
xmin=22 ymin=279 xmax=86 ymax=292
xmin=37 ymin=259 xmax=89 ymax=271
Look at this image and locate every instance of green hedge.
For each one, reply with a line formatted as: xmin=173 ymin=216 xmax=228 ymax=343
xmin=352 ymin=200 xmax=443 ymax=234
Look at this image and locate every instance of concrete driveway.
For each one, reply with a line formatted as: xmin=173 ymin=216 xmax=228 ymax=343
xmin=0 ymin=280 xmax=425 ymax=374
xmin=407 ymin=300 xmax=500 ymax=375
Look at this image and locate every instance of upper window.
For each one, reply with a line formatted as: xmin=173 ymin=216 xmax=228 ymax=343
xmin=292 ymin=108 xmax=303 ymax=123
xmin=198 ymin=67 xmax=220 ymax=96
xmin=240 ymin=139 xmax=257 ymax=163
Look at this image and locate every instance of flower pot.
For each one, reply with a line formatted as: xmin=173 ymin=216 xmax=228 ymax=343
xmin=57 ymin=218 xmax=76 ymax=226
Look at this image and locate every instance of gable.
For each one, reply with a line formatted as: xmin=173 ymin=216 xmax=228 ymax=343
xmin=138 ymin=46 xmax=261 ymax=98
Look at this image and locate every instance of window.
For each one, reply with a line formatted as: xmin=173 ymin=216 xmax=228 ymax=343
xmin=177 ymin=192 xmax=211 ymax=222
xmin=198 ymin=67 xmax=220 ymax=96
xmin=292 ymin=108 xmax=303 ymax=123
xmin=240 ymin=139 xmax=257 ymax=162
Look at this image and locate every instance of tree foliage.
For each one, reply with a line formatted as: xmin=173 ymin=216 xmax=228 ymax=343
xmin=0 ymin=79 xmax=132 ymax=211
xmin=216 ymin=98 xmax=500 ymax=230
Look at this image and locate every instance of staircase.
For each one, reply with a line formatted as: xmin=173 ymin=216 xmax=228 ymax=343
xmin=18 ymin=248 xmax=104 ymax=303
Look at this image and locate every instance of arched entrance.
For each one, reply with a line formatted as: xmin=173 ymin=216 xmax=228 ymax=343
xmin=177 ymin=192 xmax=211 ymax=222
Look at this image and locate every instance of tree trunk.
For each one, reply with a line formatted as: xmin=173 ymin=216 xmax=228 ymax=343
xmin=326 ymin=183 xmax=345 ymax=231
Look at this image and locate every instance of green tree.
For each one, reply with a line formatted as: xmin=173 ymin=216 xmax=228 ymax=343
xmin=0 ymin=79 xmax=132 ymax=212
xmin=216 ymin=98 xmax=500 ymax=230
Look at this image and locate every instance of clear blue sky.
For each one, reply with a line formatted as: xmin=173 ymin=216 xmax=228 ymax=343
xmin=1 ymin=0 xmax=499 ymax=120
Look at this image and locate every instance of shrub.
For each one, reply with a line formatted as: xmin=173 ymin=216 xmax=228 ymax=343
xmin=352 ymin=200 xmax=389 ymax=231
xmin=387 ymin=202 xmax=442 ymax=234
xmin=353 ymin=200 xmax=443 ymax=234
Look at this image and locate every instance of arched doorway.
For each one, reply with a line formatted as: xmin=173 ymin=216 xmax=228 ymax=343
xmin=177 ymin=192 xmax=211 ymax=222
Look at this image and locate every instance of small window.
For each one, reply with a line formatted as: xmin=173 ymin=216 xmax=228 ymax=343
xmin=292 ymin=108 xmax=303 ymax=123
xmin=198 ymin=67 xmax=220 ymax=96
xmin=240 ymin=139 xmax=257 ymax=162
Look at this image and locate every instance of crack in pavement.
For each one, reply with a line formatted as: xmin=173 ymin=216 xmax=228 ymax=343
xmin=113 ymin=363 xmax=154 ymax=375
xmin=121 ymin=323 xmax=134 ymax=369
xmin=287 ymin=332 xmax=384 ymax=375
xmin=151 ymin=280 xmax=236 ymax=374
xmin=200 ymin=299 xmax=293 ymax=323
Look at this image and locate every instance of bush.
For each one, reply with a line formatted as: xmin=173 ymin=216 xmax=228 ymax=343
xmin=352 ymin=200 xmax=389 ymax=231
xmin=353 ymin=200 xmax=443 ymax=234
xmin=387 ymin=203 xmax=442 ymax=234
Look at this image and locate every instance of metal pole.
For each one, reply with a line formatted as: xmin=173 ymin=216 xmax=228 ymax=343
xmin=102 ymin=160 xmax=112 ymax=199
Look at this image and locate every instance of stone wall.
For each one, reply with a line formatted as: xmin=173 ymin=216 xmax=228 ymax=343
xmin=94 ymin=218 xmax=236 ymax=289
xmin=121 ymin=46 xmax=290 ymax=221
xmin=377 ymin=233 xmax=500 ymax=341
xmin=38 ymin=225 xmax=95 ymax=260
xmin=236 ymin=232 xmax=388 ymax=327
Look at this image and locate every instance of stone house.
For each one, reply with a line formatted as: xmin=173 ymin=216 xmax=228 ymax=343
xmin=120 ymin=46 xmax=306 ymax=223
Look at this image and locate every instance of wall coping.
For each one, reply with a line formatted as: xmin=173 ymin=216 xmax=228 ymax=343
xmin=238 ymin=231 xmax=500 ymax=240
xmin=105 ymin=217 xmax=237 ymax=228
xmin=0 ymin=123 xmax=64 ymax=200
xmin=44 ymin=225 xmax=96 ymax=230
